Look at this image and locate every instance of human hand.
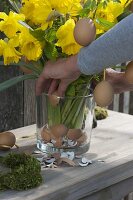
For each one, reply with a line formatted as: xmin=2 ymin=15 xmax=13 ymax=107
xmin=106 ymin=68 xmax=133 ymax=93
xmin=36 ymin=55 xmax=81 ymax=96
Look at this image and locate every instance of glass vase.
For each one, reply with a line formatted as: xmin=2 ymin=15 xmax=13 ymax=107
xmin=36 ymin=86 xmax=95 ymax=156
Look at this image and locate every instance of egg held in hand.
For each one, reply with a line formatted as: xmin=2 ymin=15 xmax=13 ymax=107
xmin=48 ymin=91 xmax=60 ymax=107
xmin=125 ymin=61 xmax=133 ymax=84
xmin=73 ymin=18 xmax=96 ymax=46
xmin=93 ymin=81 xmax=114 ymax=107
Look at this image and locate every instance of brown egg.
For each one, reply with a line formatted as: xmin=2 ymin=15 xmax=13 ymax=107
xmin=93 ymin=81 xmax=114 ymax=107
xmin=0 ymin=132 xmax=16 ymax=150
xmin=48 ymin=91 xmax=60 ymax=107
xmin=77 ymin=132 xmax=87 ymax=146
xmin=41 ymin=127 xmax=51 ymax=142
xmin=67 ymin=129 xmax=83 ymax=141
xmin=73 ymin=18 xmax=96 ymax=46
xmin=51 ymin=124 xmax=68 ymax=138
xmin=125 ymin=61 xmax=133 ymax=84
xmin=54 ymin=138 xmax=63 ymax=148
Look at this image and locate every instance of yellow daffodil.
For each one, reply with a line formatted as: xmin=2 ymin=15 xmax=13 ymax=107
xmin=21 ymin=0 xmax=52 ymax=30
xmin=93 ymin=1 xmax=124 ymax=32
xmin=95 ymin=1 xmax=124 ymax=23
xmin=0 ymin=39 xmax=6 ymax=56
xmin=106 ymin=1 xmax=124 ymax=21
xmin=0 ymin=11 xmax=25 ymax=38
xmin=1 ymin=38 xmax=21 ymax=65
xmin=19 ymin=28 xmax=42 ymax=61
xmin=49 ymin=0 xmax=82 ymax=16
xmin=120 ymin=0 xmax=132 ymax=7
xmin=21 ymin=0 xmax=82 ymax=30
xmin=56 ymin=19 xmax=81 ymax=55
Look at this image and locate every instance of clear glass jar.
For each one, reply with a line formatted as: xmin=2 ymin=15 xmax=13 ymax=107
xmin=36 ymin=86 xmax=95 ymax=156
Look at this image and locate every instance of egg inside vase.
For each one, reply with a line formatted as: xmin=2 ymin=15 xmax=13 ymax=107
xmin=36 ymin=87 xmax=95 ymax=156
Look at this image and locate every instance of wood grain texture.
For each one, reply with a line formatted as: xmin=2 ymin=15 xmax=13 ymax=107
xmin=24 ymin=79 xmax=36 ymax=126
xmin=0 ymin=111 xmax=133 ymax=200
xmin=81 ymin=177 xmax=133 ymax=200
xmin=0 ymin=66 xmax=24 ymax=132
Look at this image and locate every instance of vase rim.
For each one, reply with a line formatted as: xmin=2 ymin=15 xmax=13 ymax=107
xmin=45 ymin=93 xmax=93 ymax=99
xmin=41 ymin=88 xmax=93 ymax=99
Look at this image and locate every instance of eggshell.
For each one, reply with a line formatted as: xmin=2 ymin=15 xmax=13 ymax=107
xmin=41 ymin=127 xmax=51 ymax=142
xmin=77 ymin=132 xmax=87 ymax=146
xmin=54 ymin=138 xmax=63 ymax=148
xmin=48 ymin=91 xmax=60 ymax=107
xmin=93 ymin=81 xmax=114 ymax=107
xmin=51 ymin=124 xmax=68 ymax=138
xmin=74 ymin=18 xmax=96 ymax=46
xmin=0 ymin=132 xmax=16 ymax=149
xmin=125 ymin=61 xmax=133 ymax=84
xmin=67 ymin=129 xmax=83 ymax=141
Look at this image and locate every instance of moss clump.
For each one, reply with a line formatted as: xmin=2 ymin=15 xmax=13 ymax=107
xmin=95 ymin=106 xmax=108 ymax=120
xmin=0 ymin=153 xmax=43 ymax=191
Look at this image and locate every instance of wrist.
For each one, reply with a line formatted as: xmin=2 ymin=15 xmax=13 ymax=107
xmin=66 ymin=55 xmax=81 ymax=75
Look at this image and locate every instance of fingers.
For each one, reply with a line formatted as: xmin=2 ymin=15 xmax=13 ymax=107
xmin=57 ymin=79 xmax=71 ymax=97
xmin=36 ymin=73 xmax=47 ymax=96
xmin=48 ymin=79 xmax=59 ymax=94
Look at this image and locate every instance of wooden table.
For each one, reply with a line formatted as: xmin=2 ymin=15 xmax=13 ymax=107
xmin=0 ymin=110 xmax=133 ymax=200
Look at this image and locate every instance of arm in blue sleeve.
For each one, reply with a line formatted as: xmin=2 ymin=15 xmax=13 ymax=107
xmin=77 ymin=14 xmax=133 ymax=75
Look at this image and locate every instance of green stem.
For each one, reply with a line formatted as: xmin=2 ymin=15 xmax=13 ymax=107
xmin=48 ymin=102 xmax=61 ymax=127
xmin=0 ymin=74 xmax=37 ymax=92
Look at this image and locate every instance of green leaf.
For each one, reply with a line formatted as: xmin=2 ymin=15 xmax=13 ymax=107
xmin=65 ymin=85 xmax=75 ymax=97
xmin=44 ymin=42 xmax=58 ymax=60
xmin=30 ymin=29 xmax=46 ymax=42
xmin=117 ymin=10 xmax=132 ymax=22
xmin=79 ymin=8 xmax=90 ymax=17
xmin=0 ymin=74 xmax=37 ymax=92
xmin=0 ymin=60 xmax=43 ymax=75
xmin=45 ymin=29 xmax=57 ymax=43
xmin=8 ymin=0 xmax=21 ymax=13
xmin=96 ymin=18 xmax=115 ymax=29
xmin=19 ymin=21 xmax=34 ymax=31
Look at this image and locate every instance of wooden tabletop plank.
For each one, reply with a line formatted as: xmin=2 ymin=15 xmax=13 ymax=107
xmin=0 ymin=110 xmax=133 ymax=200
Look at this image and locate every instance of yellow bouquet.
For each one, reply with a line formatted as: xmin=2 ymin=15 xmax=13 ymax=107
xmin=0 ymin=0 xmax=132 ymax=88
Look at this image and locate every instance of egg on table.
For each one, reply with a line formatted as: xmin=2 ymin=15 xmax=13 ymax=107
xmin=0 ymin=132 xmax=16 ymax=150
xmin=73 ymin=18 xmax=96 ymax=46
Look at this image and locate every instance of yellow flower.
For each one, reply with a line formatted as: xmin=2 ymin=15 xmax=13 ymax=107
xmin=0 ymin=11 xmax=25 ymax=38
xmin=106 ymin=1 xmax=124 ymax=21
xmin=1 ymin=38 xmax=21 ymax=65
xmin=19 ymin=28 xmax=42 ymax=61
xmin=21 ymin=0 xmax=52 ymax=30
xmin=56 ymin=19 xmax=81 ymax=55
xmin=49 ymin=0 xmax=82 ymax=16
xmin=0 ymin=39 xmax=6 ymax=56
xmin=21 ymin=0 xmax=82 ymax=30
xmin=95 ymin=2 xmax=124 ymax=23
xmin=120 ymin=0 xmax=132 ymax=7
xmin=93 ymin=1 xmax=124 ymax=32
